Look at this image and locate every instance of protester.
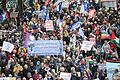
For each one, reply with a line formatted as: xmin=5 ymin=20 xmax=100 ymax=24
xmin=0 ymin=0 xmax=120 ymax=80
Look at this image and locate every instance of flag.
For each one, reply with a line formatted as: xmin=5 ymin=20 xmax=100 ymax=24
xmin=45 ymin=0 xmax=51 ymax=6
xmin=45 ymin=11 xmax=50 ymax=20
xmin=41 ymin=9 xmax=50 ymax=20
xmin=79 ymin=28 xmax=85 ymax=38
xmin=56 ymin=19 xmax=62 ymax=27
xmin=71 ymin=21 xmax=81 ymax=30
xmin=24 ymin=32 xmax=35 ymax=47
xmin=23 ymin=22 xmax=27 ymax=33
xmin=5 ymin=11 xmax=10 ymax=19
xmin=14 ymin=15 xmax=17 ymax=22
xmin=80 ymin=2 xmax=89 ymax=13
xmin=101 ymin=31 xmax=110 ymax=39
xmin=56 ymin=2 xmax=62 ymax=13
xmin=86 ymin=56 xmax=93 ymax=64
xmin=110 ymin=31 xmax=120 ymax=48
xmin=83 ymin=2 xmax=89 ymax=11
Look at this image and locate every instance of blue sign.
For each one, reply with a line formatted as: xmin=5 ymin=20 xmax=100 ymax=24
xmin=28 ymin=40 xmax=63 ymax=55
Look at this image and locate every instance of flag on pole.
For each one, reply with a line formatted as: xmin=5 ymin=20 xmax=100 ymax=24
xmin=56 ymin=2 xmax=62 ymax=13
xmin=83 ymin=2 xmax=89 ymax=11
xmin=41 ymin=8 xmax=50 ymax=20
xmin=71 ymin=21 xmax=81 ymax=30
xmin=110 ymin=31 xmax=120 ymax=48
xmin=45 ymin=0 xmax=51 ymax=6
xmin=101 ymin=31 xmax=110 ymax=39
xmin=81 ymin=1 xmax=89 ymax=13
xmin=45 ymin=11 xmax=50 ymax=20
xmin=24 ymin=32 xmax=35 ymax=47
xmin=79 ymin=28 xmax=85 ymax=38
xmin=14 ymin=15 xmax=17 ymax=22
xmin=23 ymin=22 xmax=27 ymax=33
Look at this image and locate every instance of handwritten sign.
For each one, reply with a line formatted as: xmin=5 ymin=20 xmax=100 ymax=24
xmin=60 ymin=72 xmax=71 ymax=80
xmin=2 ymin=41 xmax=14 ymax=53
xmin=80 ymin=41 xmax=94 ymax=51
xmin=44 ymin=20 xmax=54 ymax=31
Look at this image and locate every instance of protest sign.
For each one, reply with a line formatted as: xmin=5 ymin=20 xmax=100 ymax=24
xmin=10 ymin=12 xmax=18 ymax=18
xmin=44 ymin=20 xmax=54 ymax=31
xmin=88 ymin=9 xmax=96 ymax=19
xmin=2 ymin=41 xmax=14 ymax=53
xmin=80 ymin=41 xmax=94 ymax=51
xmin=60 ymin=72 xmax=71 ymax=80
xmin=101 ymin=0 xmax=117 ymax=9
xmin=35 ymin=0 xmax=38 ymax=3
xmin=28 ymin=40 xmax=63 ymax=55
xmin=106 ymin=62 xmax=120 ymax=80
xmin=89 ymin=38 xmax=96 ymax=44
xmin=62 ymin=0 xmax=69 ymax=8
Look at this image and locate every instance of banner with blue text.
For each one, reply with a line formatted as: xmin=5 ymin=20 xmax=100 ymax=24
xmin=28 ymin=40 xmax=63 ymax=55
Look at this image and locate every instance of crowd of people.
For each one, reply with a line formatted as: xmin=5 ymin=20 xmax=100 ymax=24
xmin=0 ymin=0 xmax=120 ymax=80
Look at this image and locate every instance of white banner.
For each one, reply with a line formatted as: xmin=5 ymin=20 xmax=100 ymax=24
xmin=2 ymin=41 xmax=14 ymax=53
xmin=80 ymin=41 xmax=94 ymax=51
xmin=60 ymin=72 xmax=71 ymax=80
xmin=28 ymin=40 xmax=63 ymax=55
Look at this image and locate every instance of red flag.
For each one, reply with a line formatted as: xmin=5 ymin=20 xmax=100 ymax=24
xmin=5 ymin=11 xmax=10 ymax=19
xmin=23 ymin=22 xmax=27 ymax=33
xmin=45 ymin=0 xmax=51 ymax=6
xmin=14 ymin=15 xmax=17 ymax=22
xmin=111 ymin=31 xmax=116 ymax=40
xmin=8 ymin=53 xmax=11 ymax=60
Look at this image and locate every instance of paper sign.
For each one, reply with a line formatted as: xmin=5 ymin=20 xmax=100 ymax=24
xmin=2 ymin=41 xmax=14 ymax=53
xmin=10 ymin=12 xmax=18 ymax=18
xmin=44 ymin=20 xmax=54 ymax=31
xmin=89 ymin=38 xmax=96 ymax=44
xmin=60 ymin=72 xmax=71 ymax=80
xmin=80 ymin=41 xmax=94 ymax=51
xmin=62 ymin=0 xmax=69 ymax=8
xmin=88 ymin=9 xmax=96 ymax=19
xmin=35 ymin=0 xmax=38 ymax=3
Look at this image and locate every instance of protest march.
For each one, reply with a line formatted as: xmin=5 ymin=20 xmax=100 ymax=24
xmin=0 ymin=0 xmax=120 ymax=80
